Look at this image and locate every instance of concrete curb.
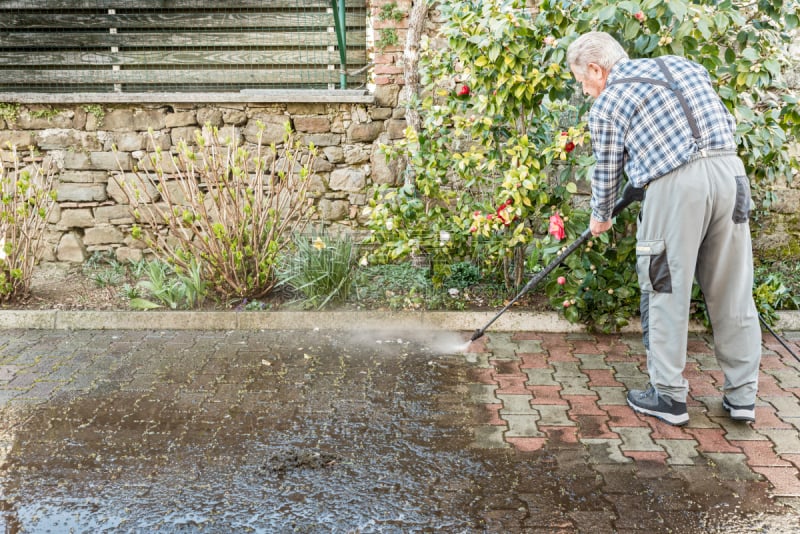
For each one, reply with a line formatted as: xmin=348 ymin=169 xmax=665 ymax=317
xmin=1 ymin=309 xmax=798 ymax=332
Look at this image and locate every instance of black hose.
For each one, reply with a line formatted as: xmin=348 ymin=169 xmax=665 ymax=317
xmin=759 ymin=314 xmax=799 ymax=363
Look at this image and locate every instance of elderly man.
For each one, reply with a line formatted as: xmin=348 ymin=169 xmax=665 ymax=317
xmin=566 ymin=31 xmax=762 ymax=426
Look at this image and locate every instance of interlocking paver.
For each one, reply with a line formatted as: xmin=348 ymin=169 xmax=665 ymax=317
xmin=497 ymin=394 xmax=537 ymax=415
xmin=505 ymin=415 xmax=544 ymax=437
xmin=558 ymin=375 xmax=593 ymax=396
xmin=656 ymin=439 xmax=700 ymax=465
xmin=593 ymin=386 xmax=627 ymax=406
xmin=686 ymin=428 xmax=743 ymax=453
xmin=528 ymin=385 xmax=567 ymax=405
xmin=732 ymin=439 xmax=793 ymax=467
xmin=581 ymin=438 xmax=631 ymax=464
xmin=704 ymin=452 xmax=763 ymax=480
xmin=472 ymin=425 xmax=509 ymax=449
xmin=751 ymin=467 xmax=800 ymax=497
xmin=468 ymin=383 xmax=498 ymax=404
xmin=524 ymin=367 xmax=558 ymax=386
xmin=583 ymin=369 xmax=623 ymax=387
xmin=759 ymin=429 xmax=800 ymax=455
xmin=575 ymin=353 xmax=611 ymax=370
xmin=766 ymin=369 xmax=800 ymax=389
xmin=533 ymin=404 xmax=574 ymax=427
xmin=614 ymin=426 xmax=663 ymax=452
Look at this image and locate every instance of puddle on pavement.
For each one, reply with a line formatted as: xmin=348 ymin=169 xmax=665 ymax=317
xmin=1 ymin=329 xmax=799 ymax=532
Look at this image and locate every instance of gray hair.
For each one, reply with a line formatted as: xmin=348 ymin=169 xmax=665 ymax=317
xmin=567 ymin=31 xmax=629 ymax=76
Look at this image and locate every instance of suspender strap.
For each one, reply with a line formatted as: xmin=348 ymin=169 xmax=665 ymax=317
xmin=607 ymin=57 xmax=702 ymax=143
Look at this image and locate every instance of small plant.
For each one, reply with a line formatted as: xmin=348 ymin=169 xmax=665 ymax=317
xmin=0 ymin=103 xmax=20 ymax=125
xmin=377 ymin=28 xmax=399 ymax=50
xmin=379 ymin=2 xmax=404 ymax=22
xmin=119 ymin=122 xmax=315 ymax=301
xmin=28 ymin=107 xmax=62 ymax=120
xmin=352 ymin=262 xmax=434 ymax=310
xmin=278 ymin=229 xmax=357 ymax=309
xmin=0 ymin=145 xmax=58 ymax=302
xmin=130 ymin=259 xmax=208 ymax=310
xmin=83 ymin=105 xmax=105 ymax=127
xmin=444 ymin=261 xmax=481 ymax=290
xmin=83 ymin=251 xmax=126 ymax=288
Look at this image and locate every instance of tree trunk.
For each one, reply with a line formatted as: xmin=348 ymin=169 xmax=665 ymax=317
xmin=401 ymin=0 xmax=429 ymax=134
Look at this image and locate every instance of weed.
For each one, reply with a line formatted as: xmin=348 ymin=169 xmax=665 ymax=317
xmin=0 ymin=103 xmax=20 ymax=125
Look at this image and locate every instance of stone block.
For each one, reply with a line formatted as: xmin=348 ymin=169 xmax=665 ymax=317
xmin=84 ymin=224 xmax=124 ymax=245
xmin=58 ymin=170 xmax=107 ymax=184
xmin=369 ymin=107 xmax=394 ymax=120
xmin=107 ymin=172 xmax=161 ymax=204
xmin=371 ymin=145 xmax=402 ymax=186
xmin=318 ymin=199 xmax=349 ymax=221
xmin=223 ymin=109 xmax=248 ymax=125
xmin=56 ymin=183 xmax=107 ymax=202
xmin=103 ymin=109 xmax=168 ymax=131
xmin=57 ymin=208 xmax=94 ymax=228
xmin=311 ymin=158 xmax=334 ymax=172
xmin=95 ymin=204 xmax=136 ymax=224
xmin=171 ymin=126 xmax=201 ymax=146
xmin=165 ymin=111 xmax=197 ymax=128
xmin=244 ymin=114 xmax=291 ymax=145
xmin=17 ymin=108 xmax=77 ymax=129
xmin=0 ymin=130 xmax=35 ymax=148
xmin=329 ymin=168 xmax=366 ymax=192
xmin=113 ymin=132 xmax=147 ymax=152
xmin=91 ymin=151 xmax=130 ymax=171
xmin=36 ymin=129 xmax=102 ymax=151
xmin=307 ymin=174 xmax=328 ymax=194
xmin=294 ymin=116 xmax=331 ymax=133
xmin=323 ymin=146 xmax=344 ymax=163
xmin=343 ymin=145 xmax=371 ymax=164
xmin=197 ymin=107 xmax=224 ymax=127
xmin=63 ymin=152 xmax=92 ymax=170
xmin=115 ymin=246 xmax=144 ymax=263
xmin=347 ymin=121 xmax=384 ymax=143
xmin=303 ymin=133 xmax=342 ymax=147
xmin=374 ymin=84 xmax=400 ymax=107
xmin=56 ymin=232 xmax=87 ymax=262
xmin=386 ymin=119 xmax=408 ymax=140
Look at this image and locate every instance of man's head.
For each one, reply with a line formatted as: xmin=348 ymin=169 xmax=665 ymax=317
xmin=567 ymin=31 xmax=629 ymax=98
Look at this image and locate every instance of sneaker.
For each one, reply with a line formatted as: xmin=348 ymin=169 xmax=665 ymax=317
xmin=627 ymin=385 xmax=689 ymax=426
xmin=722 ymin=397 xmax=755 ymax=422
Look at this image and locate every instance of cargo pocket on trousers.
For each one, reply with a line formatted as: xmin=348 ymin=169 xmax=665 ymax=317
xmin=733 ymin=175 xmax=751 ymax=224
xmin=636 ymin=240 xmax=672 ymax=293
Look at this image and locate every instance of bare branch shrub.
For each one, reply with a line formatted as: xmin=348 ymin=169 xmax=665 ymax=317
xmin=0 ymin=145 xmax=58 ymax=302
xmin=118 ymin=122 xmax=315 ymax=300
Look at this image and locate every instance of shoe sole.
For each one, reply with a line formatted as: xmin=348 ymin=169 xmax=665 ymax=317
xmin=627 ymin=398 xmax=689 ymax=426
xmin=722 ymin=398 xmax=755 ymax=422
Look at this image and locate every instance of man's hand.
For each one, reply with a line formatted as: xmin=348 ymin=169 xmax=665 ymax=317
xmin=590 ymin=216 xmax=613 ymax=237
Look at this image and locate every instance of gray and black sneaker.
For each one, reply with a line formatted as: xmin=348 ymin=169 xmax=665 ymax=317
xmin=627 ymin=385 xmax=689 ymax=426
xmin=722 ymin=397 xmax=755 ymax=422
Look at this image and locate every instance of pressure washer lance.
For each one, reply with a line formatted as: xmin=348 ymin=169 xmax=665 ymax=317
xmin=469 ymin=183 xmax=645 ymax=343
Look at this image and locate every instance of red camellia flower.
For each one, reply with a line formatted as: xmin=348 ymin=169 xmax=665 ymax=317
xmin=557 ymin=276 xmax=566 ymax=285
xmin=634 ymin=11 xmax=646 ymax=22
xmin=457 ymin=84 xmax=470 ymax=97
xmin=564 ymin=141 xmax=576 ymax=153
xmin=549 ymin=212 xmax=566 ymax=241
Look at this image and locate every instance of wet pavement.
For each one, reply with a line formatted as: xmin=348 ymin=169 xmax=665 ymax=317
xmin=1 ymin=325 xmax=800 ymax=533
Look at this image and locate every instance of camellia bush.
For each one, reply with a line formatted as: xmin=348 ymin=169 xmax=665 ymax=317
xmin=365 ymin=0 xmax=798 ymax=331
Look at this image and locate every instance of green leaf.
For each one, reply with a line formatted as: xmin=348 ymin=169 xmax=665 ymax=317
xmin=617 ymin=1 xmax=641 ymax=15
xmin=566 ymin=182 xmax=578 ymax=194
xmin=597 ymin=5 xmax=617 ymax=22
xmin=742 ymin=48 xmax=759 ymax=61
xmin=667 ymin=0 xmax=687 ymax=20
xmin=623 ymin=19 xmax=640 ymax=40
xmin=129 ymin=298 xmax=163 ymax=310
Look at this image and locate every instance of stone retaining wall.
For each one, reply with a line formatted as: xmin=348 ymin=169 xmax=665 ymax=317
xmin=1 ymin=94 xmax=406 ymax=263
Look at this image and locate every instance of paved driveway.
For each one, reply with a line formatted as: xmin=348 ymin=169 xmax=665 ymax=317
xmin=1 ymin=327 xmax=799 ymax=532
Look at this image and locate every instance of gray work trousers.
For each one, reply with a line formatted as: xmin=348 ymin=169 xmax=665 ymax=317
xmin=636 ymin=150 xmax=761 ymax=405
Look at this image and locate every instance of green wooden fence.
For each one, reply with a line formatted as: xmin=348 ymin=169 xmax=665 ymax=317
xmin=0 ymin=0 xmax=367 ymax=94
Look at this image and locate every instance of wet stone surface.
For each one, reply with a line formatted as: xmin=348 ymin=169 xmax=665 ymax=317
xmin=0 ymin=328 xmax=799 ymax=532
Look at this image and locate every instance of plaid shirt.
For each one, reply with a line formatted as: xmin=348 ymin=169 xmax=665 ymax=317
xmin=588 ymin=55 xmax=736 ymax=221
